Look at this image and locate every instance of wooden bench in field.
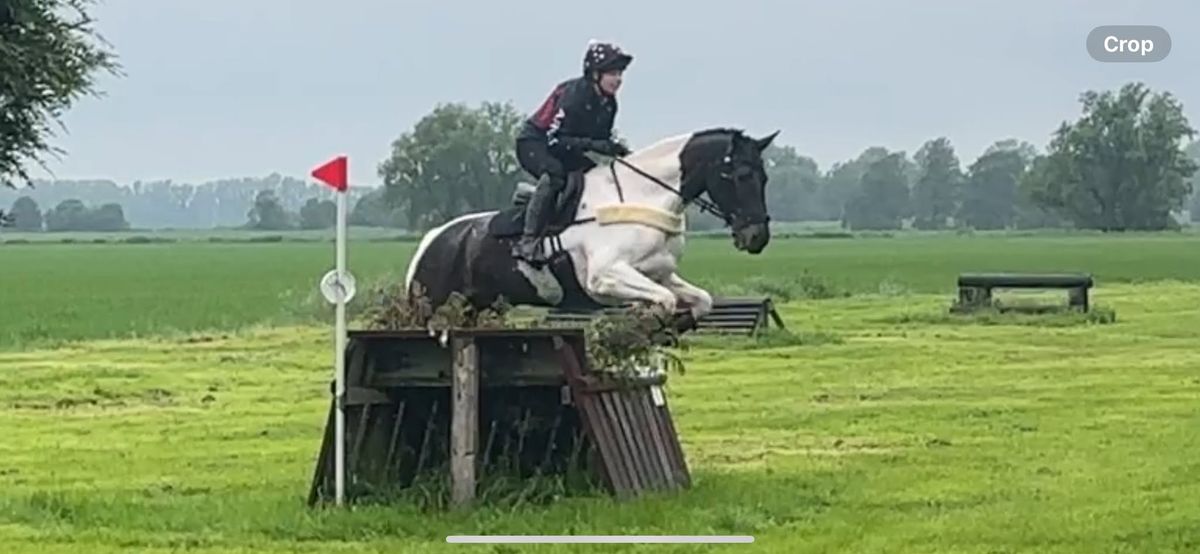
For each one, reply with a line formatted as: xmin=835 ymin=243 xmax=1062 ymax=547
xmin=543 ymin=296 xmax=786 ymax=337
xmin=954 ymin=272 xmax=1094 ymax=313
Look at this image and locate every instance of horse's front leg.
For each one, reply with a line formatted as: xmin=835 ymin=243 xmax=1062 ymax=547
xmin=663 ymin=273 xmax=714 ymax=319
xmin=661 ymin=273 xmax=713 ymax=333
xmin=585 ymin=260 xmax=677 ymax=315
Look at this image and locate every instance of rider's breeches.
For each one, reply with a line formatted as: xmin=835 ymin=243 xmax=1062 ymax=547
xmin=516 ymin=138 xmax=579 ymax=193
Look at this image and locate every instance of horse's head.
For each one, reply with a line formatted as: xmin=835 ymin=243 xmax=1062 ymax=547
xmin=679 ymin=128 xmax=779 ymax=254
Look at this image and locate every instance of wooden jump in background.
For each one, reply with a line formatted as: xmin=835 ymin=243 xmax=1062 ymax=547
xmin=543 ymin=296 xmax=786 ymax=337
xmin=954 ymin=272 xmax=1094 ymax=313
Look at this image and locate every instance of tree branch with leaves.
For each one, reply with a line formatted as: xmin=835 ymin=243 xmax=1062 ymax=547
xmin=0 ymin=0 xmax=119 ymax=188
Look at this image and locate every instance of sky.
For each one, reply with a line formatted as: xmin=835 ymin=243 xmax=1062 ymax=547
xmin=29 ymin=0 xmax=1198 ymax=187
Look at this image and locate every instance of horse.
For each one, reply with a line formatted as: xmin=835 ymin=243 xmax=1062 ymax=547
xmin=403 ymin=127 xmax=779 ymax=330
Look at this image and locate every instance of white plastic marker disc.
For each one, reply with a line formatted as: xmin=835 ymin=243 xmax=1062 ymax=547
xmin=319 ymin=269 xmax=357 ymax=304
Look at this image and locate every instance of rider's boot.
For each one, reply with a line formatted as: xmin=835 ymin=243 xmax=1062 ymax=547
xmin=512 ymin=174 xmax=558 ymax=265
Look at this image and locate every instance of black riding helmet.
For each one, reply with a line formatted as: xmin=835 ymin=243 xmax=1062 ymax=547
xmin=583 ymin=40 xmax=633 ymax=77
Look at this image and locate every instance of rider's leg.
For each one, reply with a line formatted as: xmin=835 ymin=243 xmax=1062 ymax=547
xmin=515 ymin=172 xmax=565 ymax=263
xmin=513 ymin=140 xmax=566 ymax=263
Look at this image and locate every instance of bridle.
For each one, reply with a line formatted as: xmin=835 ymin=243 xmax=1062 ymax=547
xmin=608 ymin=156 xmax=741 ymax=226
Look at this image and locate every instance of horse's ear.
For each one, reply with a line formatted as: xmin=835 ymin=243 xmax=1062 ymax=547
xmin=755 ymin=130 xmax=780 ymax=152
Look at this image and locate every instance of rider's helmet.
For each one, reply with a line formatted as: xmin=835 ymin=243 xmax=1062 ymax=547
xmin=583 ymin=40 xmax=633 ymax=77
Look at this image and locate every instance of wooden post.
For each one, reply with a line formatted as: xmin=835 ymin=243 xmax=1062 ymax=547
xmin=450 ymin=334 xmax=479 ymax=508
xmin=1069 ymin=286 xmax=1090 ymax=312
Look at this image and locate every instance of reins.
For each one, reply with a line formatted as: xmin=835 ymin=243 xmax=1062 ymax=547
xmin=608 ymin=157 xmax=731 ymax=224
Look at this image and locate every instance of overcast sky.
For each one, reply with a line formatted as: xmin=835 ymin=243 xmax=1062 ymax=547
xmin=29 ymin=0 xmax=1197 ymax=186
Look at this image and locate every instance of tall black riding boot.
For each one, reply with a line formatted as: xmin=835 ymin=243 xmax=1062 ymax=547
xmin=512 ymin=175 xmax=558 ymax=265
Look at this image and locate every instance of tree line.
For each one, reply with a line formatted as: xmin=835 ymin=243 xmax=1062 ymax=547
xmin=378 ymin=82 xmax=1198 ymax=233
xmin=5 ymin=196 xmax=130 ymax=232
xmin=2 ymin=175 xmax=407 ymax=231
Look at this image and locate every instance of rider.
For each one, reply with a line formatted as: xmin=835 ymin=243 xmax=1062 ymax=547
xmin=512 ymin=40 xmax=633 ymax=264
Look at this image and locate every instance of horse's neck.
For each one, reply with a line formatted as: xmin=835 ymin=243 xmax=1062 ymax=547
xmin=582 ymin=135 xmax=689 ymax=213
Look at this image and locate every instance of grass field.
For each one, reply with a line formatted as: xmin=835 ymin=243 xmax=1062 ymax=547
xmin=2 ymin=231 xmax=1200 ymax=552
xmin=5 ymin=231 xmax=1200 ymax=348
xmin=2 ymin=284 xmax=1199 ymax=552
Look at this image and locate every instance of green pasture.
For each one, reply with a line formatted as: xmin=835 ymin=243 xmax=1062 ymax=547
xmin=3 ymin=232 xmax=1200 ymax=348
xmin=1 ymin=283 xmax=1198 ymax=552
xmin=2 ymin=230 xmax=1200 ymax=552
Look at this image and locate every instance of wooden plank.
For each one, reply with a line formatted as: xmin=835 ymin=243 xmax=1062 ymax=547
xmin=767 ymin=301 xmax=786 ymax=330
xmin=701 ymin=313 xmax=761 ymax=320
xmin=450 ymin=335 xmax=479 ymax=509
xmin=344 ymin=386 xmax=390 ymax=406
xmin=639 ymin=388 xmax=676 ymax=489
xmin=556 ymin=340 xmax=633 ymax=496
xmin=614 ymin=391 xmax=656 ymax=492
xmin=581 ymin=392 xmax=630 ymax=495
xmin=708 ymin=306 xmax=766 ymax=313
xmin=657 ymin=409 xmax=687 ymax=488
xmin=383 ymin=400 xmax=407 ymax=475
xmin=306 ymin=399 xmax=336 ymax=505
xmin=371 ymin=375 xmax=565 ymax=388
xmin=628 ymin=389 xmax=667 ymax=490
xmin=598 ymin=391 xmax=640 ymax=496
xmin=346 ymin=342 xmax=372 ymax=482
xmin=958 ymin=272 xmax=1092 ymax=288
xmin=659 ymin=402 xmax=691 ymax=488
xmin=698 ymin=322 xmax=758 ymax=329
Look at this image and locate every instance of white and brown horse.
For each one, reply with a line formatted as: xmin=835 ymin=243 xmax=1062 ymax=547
xmin=404 ymin=127 xmax=779 ymax=329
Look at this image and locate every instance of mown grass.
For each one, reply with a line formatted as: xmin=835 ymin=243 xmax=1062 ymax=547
xmin=2 ymin=282 xmax=1199 ymax=552
xmin=5 ymin=231 xmax=1200 ymax=348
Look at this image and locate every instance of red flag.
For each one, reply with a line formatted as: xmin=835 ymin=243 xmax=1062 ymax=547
xmin=312 ymin=155 xmax=348 ymax=192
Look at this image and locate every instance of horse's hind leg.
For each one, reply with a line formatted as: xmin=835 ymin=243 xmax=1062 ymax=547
xmin=585 ymin=260 xmax=678 ymax=314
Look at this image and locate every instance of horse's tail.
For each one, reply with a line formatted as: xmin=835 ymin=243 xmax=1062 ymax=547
xmin=403 ymin=225 xmax=442 ymax=296
xmin=403 ymin=211 xmax=497 ymax=304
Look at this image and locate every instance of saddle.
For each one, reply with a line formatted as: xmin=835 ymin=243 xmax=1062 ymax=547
xmin=486 ymin=171 xmax=587 ymax=239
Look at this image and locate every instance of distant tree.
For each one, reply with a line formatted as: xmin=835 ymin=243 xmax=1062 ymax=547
xmin=379 ymin=102 xmax=523 ymax=231
xmin=41 ymin=198 xmax=124 ymax=231
xmin=9 ymin=196 xmax=43 ymax=231
xmin=1 ymin=0 xmax=120 ymax=188
xmin=959 ymin=139 xmax=1037 ymax=230
xmin=843 ymin=152 xmax=911 ymax=230
xmin=819 ymin=147 xmax=890 ymax=221
xmin=911 ymin=137 xmax=964 ymax=230
xmin=44 ymin=198 xmax=88 ymax=231
xmin=1021 ymin=82 xmax=1198 ymax=231
xmin=299 ymin=197 xmax=337 ymax=229
xmin=88 ymin=202 xmax=129 ymax=231
xmin=1187 ymin=141 xmax=1200 ymax=222
xmin=1014 ymin=156 xmax=1070 ymax=229
xmin=245 ymin=190 xmax=293 ymax=230
xmin=349 ymin=187 xmax=408 ymax=229
xmin=762 ymin=145 xmax=823 ymax=221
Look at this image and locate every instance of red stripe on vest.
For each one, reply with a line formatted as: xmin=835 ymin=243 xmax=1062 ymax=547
xmin=531 ymin=84 xmax=565 ymax=129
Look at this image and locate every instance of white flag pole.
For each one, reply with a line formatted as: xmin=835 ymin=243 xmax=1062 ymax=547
xmin=314 ymin=155 xmax=354 ymax=507
xmin=334 ymin=186 xmax=347 ymax=506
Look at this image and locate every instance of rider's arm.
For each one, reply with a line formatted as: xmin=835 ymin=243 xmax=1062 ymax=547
xmin=546 ymin=81 xmax=604 ymax=155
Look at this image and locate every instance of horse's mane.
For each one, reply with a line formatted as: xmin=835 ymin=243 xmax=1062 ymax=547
xmin=625 ymin=127 xmax=746 ymax=158
xmin=587 ymin=127 xmax=747 ymax=179
xmin=691 ymin=127 xmax=746 ymax=139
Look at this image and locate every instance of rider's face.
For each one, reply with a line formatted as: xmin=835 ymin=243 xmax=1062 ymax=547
xmin=597 ymin=70 xmax=623 ymax=96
